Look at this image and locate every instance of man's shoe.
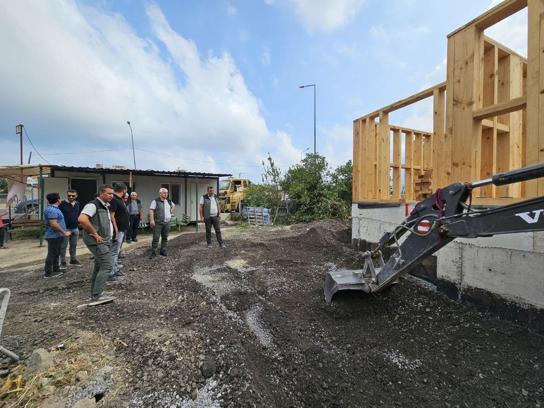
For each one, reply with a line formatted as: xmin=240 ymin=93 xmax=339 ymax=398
xmin=107 ymin=275 xmax=124 ymax=283
xmin=207 ymin=243 xmax=212 ymax=248
xmin=117 ymin=264 xmax=124 ymax=269
xmin=160 ymin=250 xmax=167 ymax=256
xmin=125 ymin=239 xmax=132 ymax=243
xmin=132 ymin=238 xmax=138 ymax=242
xmin=220 ymin=243 xmax=227 ymax=249
xmin=149 ymin=251 xmax=157 ymax=259
xmin=44 ymin=271 xmax=63 ymax=279
xmin=88 ymin=294 xmax=114 ymax=306
xmin=70 ymin=259 xmax=83 ymax=267
xmin=60 ymin=262 xmax=67 ymax=270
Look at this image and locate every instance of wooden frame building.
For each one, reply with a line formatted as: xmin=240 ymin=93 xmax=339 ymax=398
xmin=353 ymin=0 xmax=544 ymax=206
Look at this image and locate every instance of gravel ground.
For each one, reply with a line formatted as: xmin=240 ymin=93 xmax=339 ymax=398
xmin=1 ymin=220 xmax=543 ymax=407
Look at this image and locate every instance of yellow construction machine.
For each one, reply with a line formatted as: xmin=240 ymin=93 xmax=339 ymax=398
xmin=219 ymin=177 xmax=252 ymax=213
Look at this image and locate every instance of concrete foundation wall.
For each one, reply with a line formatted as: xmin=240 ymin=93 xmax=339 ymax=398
xmin=352 ymin=204 xmax=544 ymax=309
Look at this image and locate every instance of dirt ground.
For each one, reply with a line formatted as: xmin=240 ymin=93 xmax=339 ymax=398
xmin=1 ymin=220 xmax=543 ymax=407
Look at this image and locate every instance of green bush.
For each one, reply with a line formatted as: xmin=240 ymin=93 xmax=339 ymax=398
xmin=245 ymin=185 xmax=273 ymax=208
xmin=248 ymin=153 xmax=353 ymax=224
xmin=281 ymin=154 xmax=351 ymax=222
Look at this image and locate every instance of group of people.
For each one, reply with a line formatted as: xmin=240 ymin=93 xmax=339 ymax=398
xmin=43 ymin=184 xmax=225 ymax=306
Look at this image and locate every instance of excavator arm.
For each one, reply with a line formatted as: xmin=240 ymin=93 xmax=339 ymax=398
xmin=324 ymin=162 xmax=544 ymax=304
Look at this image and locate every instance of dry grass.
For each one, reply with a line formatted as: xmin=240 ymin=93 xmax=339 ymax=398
xmin=0 ymin=331 xmax=115 ymax=408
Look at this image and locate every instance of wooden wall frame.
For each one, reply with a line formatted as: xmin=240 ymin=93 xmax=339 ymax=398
xmin=353 ymin=0 xmax=543 ymax=205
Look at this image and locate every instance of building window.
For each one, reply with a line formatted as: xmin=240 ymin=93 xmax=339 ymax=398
xmin=160 ymin=183 xmax=180 ymax=205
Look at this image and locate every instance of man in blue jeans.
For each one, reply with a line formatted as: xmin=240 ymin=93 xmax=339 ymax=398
xmin=59 ymin=189 xmax=82 ymax=268
xmin=44 ymin=192 xmax=71 ymax=278
xmin=109 ymin=182 xmax=129 ymax=281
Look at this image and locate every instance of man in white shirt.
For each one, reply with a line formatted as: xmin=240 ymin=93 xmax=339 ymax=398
xmin=199 ymin=185 xmax=225 ymax=248
xmin=78 ymin=184 xmax=115 ymax=306
xmin=149 ymin=188 xmax=175 ymax=257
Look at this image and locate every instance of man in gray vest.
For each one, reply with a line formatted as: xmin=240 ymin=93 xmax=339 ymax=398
xmin=199 ymin=185 xmax=225 ymax=248
xmin=78 ymin=184 xmax=115 ymax=306
xmin=149 ymin=187 xmax=175 ymax=257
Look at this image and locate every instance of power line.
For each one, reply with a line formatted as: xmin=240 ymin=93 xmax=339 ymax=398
xmin=23 ymin=127 xmax=51 ymax=164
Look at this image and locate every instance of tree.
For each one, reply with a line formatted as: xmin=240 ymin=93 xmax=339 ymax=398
xmin=281 ymin=154 xmax=350 ymax=222
xmin=330 ymin=160 xmax=352 ymax=207
xmin=0 ymin=178 xmax=7 ymax=194
xmin=245 ymin=153 xmax=283 ymax=216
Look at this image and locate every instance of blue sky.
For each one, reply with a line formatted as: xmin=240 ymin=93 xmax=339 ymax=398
xmin=0 ymin=0 xmax=527 ymax=181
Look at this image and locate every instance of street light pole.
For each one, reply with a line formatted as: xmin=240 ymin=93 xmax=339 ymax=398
xmin=299 ymin=84 xmax=316 ymax=155
xmin=16 ymin=124 xmax=24 ymax=183
xmin=126 ymin=121 xmax=137 ymax=169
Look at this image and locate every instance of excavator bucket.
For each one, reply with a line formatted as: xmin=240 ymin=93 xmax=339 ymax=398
xmin=324 ymin=269 xmax=371 ymax=304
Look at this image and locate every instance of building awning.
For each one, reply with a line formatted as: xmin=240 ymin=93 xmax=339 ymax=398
xmin=0 ymin=164 xmax=231 ymax=179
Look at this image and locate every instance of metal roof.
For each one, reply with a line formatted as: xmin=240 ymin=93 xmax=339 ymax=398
xmin=0 ymin=164 xmax=231 ymax=178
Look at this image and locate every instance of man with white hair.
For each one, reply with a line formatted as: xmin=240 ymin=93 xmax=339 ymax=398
xmin=149 ymin=187 xmax=175 ymax=257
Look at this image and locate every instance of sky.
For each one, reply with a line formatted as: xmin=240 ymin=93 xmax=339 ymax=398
xmin=0 ymin=0 xmax=528 ymax=182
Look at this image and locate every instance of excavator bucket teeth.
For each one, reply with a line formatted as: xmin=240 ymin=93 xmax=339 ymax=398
xmin=324 ymin=269 xmax=371 ymax=304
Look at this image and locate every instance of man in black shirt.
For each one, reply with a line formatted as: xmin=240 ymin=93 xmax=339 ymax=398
xmin=59 ymin=189 xmax=82 ymax=268
xmin=109 ymin=182 xmax=129 ymax=281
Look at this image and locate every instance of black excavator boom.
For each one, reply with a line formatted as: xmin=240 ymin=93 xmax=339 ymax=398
xmin=324 ymin=162 xmax=544 ymax=304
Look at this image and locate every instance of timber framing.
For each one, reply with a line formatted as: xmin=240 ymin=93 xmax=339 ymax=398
xmin=353 ymin=0 xmax=544 ymax=206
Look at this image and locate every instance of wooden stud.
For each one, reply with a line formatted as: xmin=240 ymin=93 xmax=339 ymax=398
xmin=392 ymin=129 xmax=401 ymax=199
xmin=525 ymin=0 xmax=544 ymax=197
xmin=352 ymin=119 xmax=361 ymax=202
xmin=406 ymin=131 xmax=414 ymax=201
xmin=377 ymin=112 xmax=390 ymax=200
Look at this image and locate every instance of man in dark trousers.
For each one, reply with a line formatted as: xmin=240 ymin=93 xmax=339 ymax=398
xmin=109 ymin=182 xmax=129 ymax=280
xmin=44 ymin=192 xmax=72 ymax=278
xmin=78 ymin=184 xmax=115 ymax=305
xmin=149 ymin=187 xmax=175 ymax=257
xmin=126 ymin=191 xmax=142 ymax=242
xmin=200 ymin=186 xmax=225 ymax=248
xmin=59 ymin=189 xmax=82 ymax=268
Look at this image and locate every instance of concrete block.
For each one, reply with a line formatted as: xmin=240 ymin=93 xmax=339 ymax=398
xmin=534 ymin=232 xmax=544 ymax=253
xmin=457 ymin=232 xmax=534 ymax=252
xmin=460 ymin=244 xmax=544 ymax=309
xmin=435 ymin=243 xmax=462 ymax=283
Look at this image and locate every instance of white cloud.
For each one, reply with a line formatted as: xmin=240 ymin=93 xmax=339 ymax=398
xmin=320 ymin=124 xmax=352 ymax=168
xmin=289 ymin=0 xmax=365 ymax=32
xmin=369 ymin=24 xmax=430 ymax=43
xmin=261 ymin=47 xmax=271 ymax=66
xmin=391 ymin=98 xmax=434 ymax=133
xmin=226 ymin=3 xmax=238 ymax=16
xmin=272 ymin=131 xmax=304 ymax=171
xmin=423 ymin=57 xmax=447 ymax=87
xmin=485 ymin=6 xmax=527 ymax=57
xmin=0 ymin=0 xmax=296 ymax=181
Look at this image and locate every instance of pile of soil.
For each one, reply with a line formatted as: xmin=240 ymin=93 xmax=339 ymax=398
xmin=1 ymin=220 xmax=543 ymax=407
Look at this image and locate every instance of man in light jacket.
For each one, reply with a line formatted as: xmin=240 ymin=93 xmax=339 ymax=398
xmin=149 ymin=188 xmax=175 ymax=257
xmin=199 ymin=185 xmax=225 ymax=249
